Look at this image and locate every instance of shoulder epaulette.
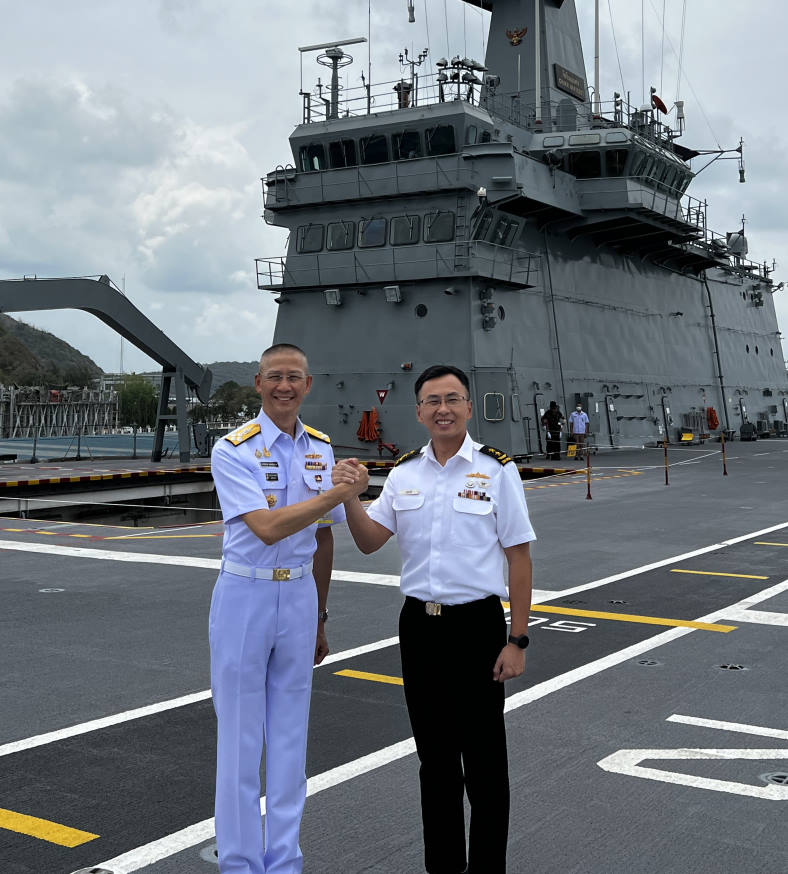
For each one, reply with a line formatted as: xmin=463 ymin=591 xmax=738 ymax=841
xmin=304 ymin=424 xmax=331 ymax=444
xmin=224 ymin=421 xmax=261 ymax=446
xmin=480 ymin=445 xmax=513 ymax=465
xmin=394 ymin=449 xmax=420 ymax=467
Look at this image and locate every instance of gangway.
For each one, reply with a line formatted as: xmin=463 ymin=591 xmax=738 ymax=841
xmin=0 ymin=275 xmax=212 ymax=462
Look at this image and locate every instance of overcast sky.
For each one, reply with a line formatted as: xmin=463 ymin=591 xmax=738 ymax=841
xmin=1 ymin=0 xmax=785 ymax=374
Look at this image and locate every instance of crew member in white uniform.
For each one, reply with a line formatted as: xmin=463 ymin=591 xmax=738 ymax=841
xmin=210 ymin=343 xmax=365 ymax=874
xmin=332 ymin=364 xmax=536 ymax=874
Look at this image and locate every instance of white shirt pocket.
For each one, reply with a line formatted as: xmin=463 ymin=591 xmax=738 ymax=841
xmin=451 ymin=496 xmax=494 ymax=544
xmin=392 ymin=492 xmax=426 ymax=540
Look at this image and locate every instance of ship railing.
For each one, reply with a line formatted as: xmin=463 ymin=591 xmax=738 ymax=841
xmin=702 ymin=228 xmax=774 ymax=281
xmin=300 ymin=68 xmax=682 ymax=150
xmin=301 ymin=69 xmax=489 ymax=123
xmin=264 ymin=155 xmax=475 ymax=208
xmin=255 ymin=241 xmax=540 ymax=290
xmin=577 ymin=175 xmax=707 ymax=230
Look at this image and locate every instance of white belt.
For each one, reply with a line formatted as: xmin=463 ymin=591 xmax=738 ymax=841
xmin=220 ymin=558 xmax=313 ymax=582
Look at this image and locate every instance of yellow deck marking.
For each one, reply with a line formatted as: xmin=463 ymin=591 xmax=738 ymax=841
xmin=0 ymin=808 xmax=98 ymax=847
xmin=335 ymin=669 xmax=404 ymax=686
xmin=530 ymin=604 xmax=735 ymax=632
xmin=670 ymin=569 xmax=769 ymax=580
xmin=755 ymin=541 xmax=788 ymax=547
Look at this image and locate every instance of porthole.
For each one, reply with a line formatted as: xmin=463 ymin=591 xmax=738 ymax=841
xmin=771 ymin=348 xmax=774 ymax=356
xmin=415 ymin=304 xmax=428 ymax=318
xmin=497 ymin=306 xmax=506 ymax=321
xmin=746 ymin=344 xmax=750 ymax=353
xmin=755 ymin=346 xmax=759 ymax=355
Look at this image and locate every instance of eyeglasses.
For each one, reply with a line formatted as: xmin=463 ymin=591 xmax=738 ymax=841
xmin=417 ymin=394 xmax=469 ymax=408
xmin=259 ymin=372 xmax=307 ymax=384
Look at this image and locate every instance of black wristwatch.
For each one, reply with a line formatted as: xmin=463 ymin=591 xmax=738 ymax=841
xmin=318 ymin=609 xmax=328 ymax=623
xmin=508 ymin=632 xmax=529 ymax=649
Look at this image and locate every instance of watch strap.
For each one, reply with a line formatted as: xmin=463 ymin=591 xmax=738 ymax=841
xmin=508 ymin=632 xmax=529 ymax=649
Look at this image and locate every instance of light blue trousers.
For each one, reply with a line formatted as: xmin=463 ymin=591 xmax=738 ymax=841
xmin=210 ymin=569 xmax=317 ymax=874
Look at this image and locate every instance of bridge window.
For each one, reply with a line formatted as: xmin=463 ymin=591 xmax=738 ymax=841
xmin=360 ymin=134 xmax=389 ymax=165
xmin=479 ymin=129 xmax=492 ymax=143
xmin=605 ymin=149 xmax=629 ymax=176
xmin=359 ymin=218 xmax=387 ymax=248
xmin=465 ymin=124 xmax=478 ymax=145
xmin=328 ymin=139 xmax=357 ymax=168
xmin=326 ymin=220 xmax=355 ymax=251
xmin=425 ymin=125 xmax=456 ymax=156
xmin=392 ymin=130 xmax=422 ymax=160
xmin=424 ymin=210 xmax=456 ymax=242
xmin=390 ymin=215 xmax=421 ymax=246
xmin=491 ymin=217 xmax=519 ymax=246
xmin=298 ymin=143 xmax=326 ymax=172
xmin=296 ymin=224 xmax=324 ymax=253
xmin=568 ymin=150 xmax=601 ymax=178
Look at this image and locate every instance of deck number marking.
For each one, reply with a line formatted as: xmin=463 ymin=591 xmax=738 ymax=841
xmin=529 ymin=616 xmax=596 ymax=633
xmin=598 ymin=714 xmax=788 ymax=800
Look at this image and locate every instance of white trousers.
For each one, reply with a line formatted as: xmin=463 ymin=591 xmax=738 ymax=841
xmin=210 ymin=569 xmax=317 ymax=874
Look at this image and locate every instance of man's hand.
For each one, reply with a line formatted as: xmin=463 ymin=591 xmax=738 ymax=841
xmin=314 ymin=624 xmax=329 ymax=665
xmin=492 ymin=644 xmax=526 ymax=682
xmin=331 ymin=459 xmax=369 ymax=499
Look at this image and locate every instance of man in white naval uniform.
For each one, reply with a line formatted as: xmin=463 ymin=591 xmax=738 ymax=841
xmin=210 ymin=343 xmax=365 ymax=874
xmin=333 ymin=364 xmax=535 ymax=874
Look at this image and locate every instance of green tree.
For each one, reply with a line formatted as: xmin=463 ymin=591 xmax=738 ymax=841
xmin=210 ymin=381 xmax=259 ymax=419
xmin=118 ymin=374 xmax=158 ymax=428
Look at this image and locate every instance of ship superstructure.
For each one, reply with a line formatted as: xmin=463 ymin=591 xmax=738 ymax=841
xmin=256 ymin=0 xmax=787 ymax=457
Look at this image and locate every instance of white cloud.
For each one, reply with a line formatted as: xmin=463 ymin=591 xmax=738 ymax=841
xmin=0 ymin=0 xmax=785 ymax=370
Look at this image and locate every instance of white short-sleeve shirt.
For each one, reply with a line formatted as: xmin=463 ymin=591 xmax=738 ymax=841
xmin=569 ymin=410 xmax=590 ymax=433
xmin=367 ymin=432 xmax=535 ymax=603
xmin=211 ymin=410 xmax=345 ymax=568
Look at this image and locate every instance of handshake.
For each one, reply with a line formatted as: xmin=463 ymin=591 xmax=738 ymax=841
xmin=331 ymin=458 xmax=370 ymax=501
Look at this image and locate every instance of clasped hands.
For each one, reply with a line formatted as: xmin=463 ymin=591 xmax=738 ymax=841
xmin=331 ymin=458 xmax=369 ymax=499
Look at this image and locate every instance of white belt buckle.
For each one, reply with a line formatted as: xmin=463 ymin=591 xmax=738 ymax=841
xmin=272 ymin=568 xmax=291 ymax=581
xmin=425 ymin=601 xmax=442 ymax=616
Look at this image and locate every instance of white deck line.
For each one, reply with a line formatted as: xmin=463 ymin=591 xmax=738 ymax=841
xmin=94 ymin=575 xmax=788 ymax=873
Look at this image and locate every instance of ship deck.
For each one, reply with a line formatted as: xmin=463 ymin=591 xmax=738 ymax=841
xmin=1 ymin=440 xmax=787 ymax=874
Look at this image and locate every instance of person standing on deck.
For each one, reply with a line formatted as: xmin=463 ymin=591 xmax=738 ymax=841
xmin=209 ymin=343 xmax=366 ymax=874
xmin=568 ymin=403 xmax=590 ymax=453
xmin=332 ymin=364 xmax=536 ymax=874
xmin=541 ymin=400 xmax=564 ymax=461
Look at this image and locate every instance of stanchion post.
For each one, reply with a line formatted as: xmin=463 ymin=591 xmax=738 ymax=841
xmin=721 ymin=430 xmax=728 ymax=476
xmin=585 ymin=445 xmax=592 ymax=500
xmin=663 ymin=437 xmax=669 ymax=486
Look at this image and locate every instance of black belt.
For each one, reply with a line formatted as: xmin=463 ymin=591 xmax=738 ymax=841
xmin=405 ymin=594 xmax=500 ymax=616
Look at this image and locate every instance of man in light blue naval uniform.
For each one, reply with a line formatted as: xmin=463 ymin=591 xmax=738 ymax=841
xmin=210 ymin=343 xmax=364 ymax=874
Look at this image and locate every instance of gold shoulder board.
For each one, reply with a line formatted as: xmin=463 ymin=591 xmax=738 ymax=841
xmin=394 ymin=449 xmax=420 ymax=467
xmin=224 ymin=422 xmax=261 ymax=446
xmin=304 ymin=424 xmax=331 ymax=444
xmin=480 ymin=445 xmax=513 ymax=465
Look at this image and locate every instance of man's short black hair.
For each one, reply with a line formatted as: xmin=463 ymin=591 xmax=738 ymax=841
xmin=260 ymin=343 xmax=309 ymax=369
xmin=414 ymin=364 xmax=470 ymax=398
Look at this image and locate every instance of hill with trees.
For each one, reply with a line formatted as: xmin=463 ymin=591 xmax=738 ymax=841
xmin=0 ymin=314 xmax=102 ymax=386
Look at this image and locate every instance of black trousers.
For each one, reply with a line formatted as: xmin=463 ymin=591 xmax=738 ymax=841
xmin=399 ymin=595 xmax=509 ymax=874
xmin=546 ymin=429 xmax=561 ymax=460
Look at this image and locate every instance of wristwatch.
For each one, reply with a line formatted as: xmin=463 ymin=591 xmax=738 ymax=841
xmin=318 ymin=609 xmax=328 ymax=623
xmin=507 ymin=632 xmax=529 ymax=649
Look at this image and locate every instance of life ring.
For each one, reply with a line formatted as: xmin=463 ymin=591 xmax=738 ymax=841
xmin=706 ymin=406 xmax=719 ymax=430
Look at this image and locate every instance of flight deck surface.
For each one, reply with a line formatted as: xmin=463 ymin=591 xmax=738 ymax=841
xmin=0 ymin=441 xmax=786 ymax=873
